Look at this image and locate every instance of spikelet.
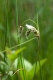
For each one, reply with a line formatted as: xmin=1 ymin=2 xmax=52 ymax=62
xmin=26 ymin=24 xmax=40 ymax=37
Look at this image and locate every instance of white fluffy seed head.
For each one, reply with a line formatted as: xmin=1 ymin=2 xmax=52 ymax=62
xmin=26 ymin=24 xmax=38 ymax=32
xmin=26 ymin=24 xmax=40 ymax=37
xmin=26 ymin=24 xmax=35 ymax=30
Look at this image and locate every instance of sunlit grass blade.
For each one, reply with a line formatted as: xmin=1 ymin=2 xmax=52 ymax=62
xmin=6 ymin=47 xmax=26 ymax=62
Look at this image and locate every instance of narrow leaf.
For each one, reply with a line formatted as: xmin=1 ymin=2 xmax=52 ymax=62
xmin=7 ymin=47 xmax=26 ymax=62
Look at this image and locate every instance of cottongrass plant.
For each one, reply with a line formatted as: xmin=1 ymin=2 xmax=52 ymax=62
xmin=2 ymin=2 xmax=42 ymax=79
xmin=19 ymin=14 xmax=43 ymax=80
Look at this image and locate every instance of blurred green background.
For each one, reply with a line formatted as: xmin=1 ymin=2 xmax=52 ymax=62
xmin=0 ymin=0 xmax=53 ymax=80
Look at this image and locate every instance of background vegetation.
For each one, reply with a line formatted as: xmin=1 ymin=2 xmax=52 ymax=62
xmin=0 ymin=0 xmax=53 ymax=80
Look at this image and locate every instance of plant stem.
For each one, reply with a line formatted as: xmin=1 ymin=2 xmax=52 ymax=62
xmin=33 ymin=14 xmax=43 ymax=80
xmin=15 ymin=0 xmax=19 ymax=43
xmin=38 ymin=38 xmax=43 ymax=80
xmin=15 ymin=0 xmax=25 ymax=80
xmin=2 ymin=37 xmax=36 ymax=53
xmin=4 ymin=0 xmax=7 ymax=62
xmin=37 ymin=14 xmax=43 ymax=80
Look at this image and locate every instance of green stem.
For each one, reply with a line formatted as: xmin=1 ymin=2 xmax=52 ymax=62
xmin=38 ymin=38 xmax=43 ymax=80
xmin=2 ymin=37 xmax=36 ymax=53
xmin=4 ymin=0 xmax=7 ymax=62
xmin=15 ymin=0 xmax=19 ymax=43
xmin=18 ymin=36 xmax=26 ymax=80
xmin=33 ymin=54 xmax=37 ymax=80
xmin=21 ymin=19 xmax=37 ymax=29
xmin=6 ymin=0 xmax=11 ymax=47
xmin=37 ymin=13 xmax=39 ymax=30
xmin=33 ymin=14 xmax=43 ymax=80
xmin=37 ymin=13 xmax=43 ymax=80
xmin=15 ymin=0 xmax=25 ymax=80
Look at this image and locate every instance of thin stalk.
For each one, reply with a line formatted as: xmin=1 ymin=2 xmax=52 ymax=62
xmin=21 ymin=19 xmax=37 ymax=29
xmin=15 ymin=0 xmax=19 ymax=70
xmin=17 ymin=34 xmax=26 ymax=80
xmin=15 ymin=0 xmax=19 ymax=43
xmin=4 ymin=0 xmax=11 ymax=62
xmin=4 ymin=0 xmax=7 ymax=62
xmin=37 ymin=14 xmax=39 ymax=30
xmin=20 ymin=5 xmax=26 ymax=80
xmin=6 ymin=0 xmax=11 ymax=47
xmin=33 ymin=14 xmax=43 ymax=80
xmin=38 ymin=38 xmax=43 ymax=80
xmin=15 ymin=0 xmax=25 ymax=80
xmin=2 ymin=37 xmax=36 ymax=53
xmin=33 ymin=14 xmax=39 ymax=80
xmin=19 ymin=38 xmax=26 ymax=80
xmin=33 ymin=52 xmax=38 ymax=80
xmin=7 ymin=21 xmax=11 ymax=47
xmin=37 ymin=14 xmax=43 ymax=80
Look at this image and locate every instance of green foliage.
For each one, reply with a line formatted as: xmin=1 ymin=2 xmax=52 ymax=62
xmin=12 ymin=57 xmax=47 ymax=80
xmin=6 ymin=47 xmax=26 ymax=62
xmin=26 ymin=58 xmax=47 ymax=80
xmin=0 ymin=0 xmax=53 ymax=80
xmin=0 ymin=47 xmax=47 ymax=80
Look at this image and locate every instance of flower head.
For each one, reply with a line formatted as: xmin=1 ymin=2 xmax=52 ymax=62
xmin=26 ymin=24 xmax=35 ymax=31
xmin=26 ymin=24 xmax=40 ymax=38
